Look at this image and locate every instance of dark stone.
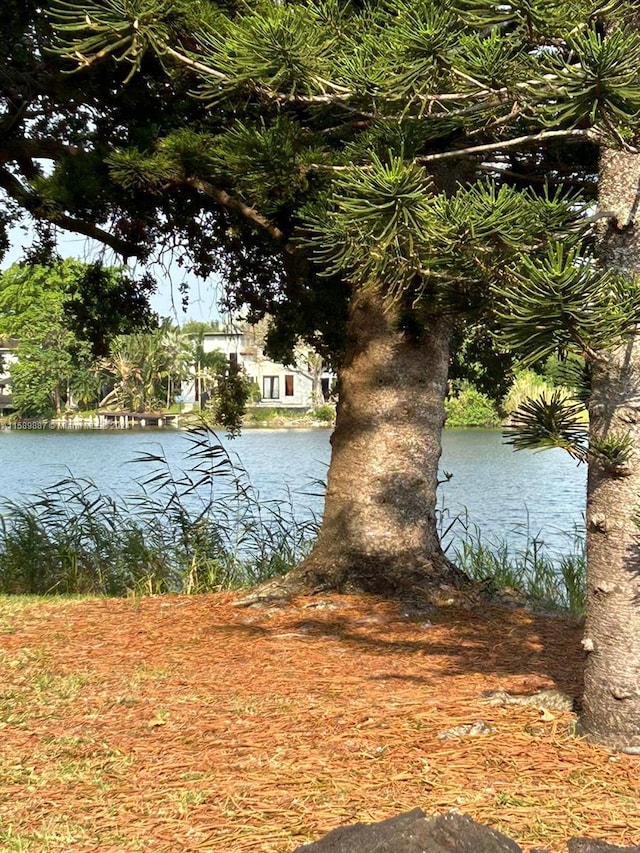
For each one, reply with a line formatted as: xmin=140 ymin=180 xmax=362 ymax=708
xmin=292 ymin=809 xmax=523 ymax=853
xmin=291 ymin=809 xmax=640 ymax=853
xmin=568 ymin=840 xmax=640 ymax=853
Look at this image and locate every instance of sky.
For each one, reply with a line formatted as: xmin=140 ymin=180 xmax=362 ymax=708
xmin=2 ymin=218 xmax=222 ymax=325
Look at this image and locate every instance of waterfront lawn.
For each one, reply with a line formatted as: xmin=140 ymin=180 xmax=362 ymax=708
xmin=0 ymin=592 xmax=636 ymax=852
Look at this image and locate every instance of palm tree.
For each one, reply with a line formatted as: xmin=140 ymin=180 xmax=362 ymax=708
xmin=161 ymin=324 xmax=195 ymax=409
xmin=101 ymin=332 xmax=166 ymax=411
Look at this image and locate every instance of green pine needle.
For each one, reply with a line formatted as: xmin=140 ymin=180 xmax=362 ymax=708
xmin=504 ymin=390 xmax=588 ymax=460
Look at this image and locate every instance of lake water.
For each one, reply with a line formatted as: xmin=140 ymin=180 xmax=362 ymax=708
xmin=0 ymin=427 xmax=586 ymax=555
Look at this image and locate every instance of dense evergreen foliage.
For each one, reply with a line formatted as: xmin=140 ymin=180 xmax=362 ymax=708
xmin=5 ymin=1 xmax=639 ymax=364
xmin=4 ymin=1 xmax=639 ymax=431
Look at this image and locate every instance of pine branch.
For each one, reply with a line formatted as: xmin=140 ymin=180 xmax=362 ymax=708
xmin=309 ymin=129 xmax=601 ymax=173
xmin=161 ymin=45 xmax=226 ymax=80
xmin=163 ymin=42 xmax=518 ymax=110
xmin=450 ymin=66 xmax=504 ymax=95
xmin=504 ymin=391 xmax=588 ymax=461
xmin=185 ymin=177 xmax=287 ymax=245
xmin=465 ymin=102 xmax=522 ymax=137
xmin=416 ymin=129 xmax=601 ymax=164
xmin=258 ymin=87 xmax=353 ymax=104
xmin=164 ymin=44 xmax=352 ymax=104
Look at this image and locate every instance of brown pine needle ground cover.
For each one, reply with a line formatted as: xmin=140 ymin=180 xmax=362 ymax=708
xmin=1 ymin=592 xmax=639 ymax=853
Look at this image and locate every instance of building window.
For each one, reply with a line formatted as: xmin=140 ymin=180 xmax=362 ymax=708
xmin=284 ymin=374 xmax=294 ymax=397
xmin=262 ymin=376 xmax=279 ymax=399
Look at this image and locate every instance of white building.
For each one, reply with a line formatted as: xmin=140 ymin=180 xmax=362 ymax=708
xmin=185 ymin=323 xmax=332 ymax=409
xmin=0 ymin=338 xmax=17 ymax=415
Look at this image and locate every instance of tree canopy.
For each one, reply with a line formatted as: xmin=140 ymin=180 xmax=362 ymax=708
xmin=3 ymin=1 xmax=640 ymax=368
xmin=0 ymin=259 xmax=157 ymax=416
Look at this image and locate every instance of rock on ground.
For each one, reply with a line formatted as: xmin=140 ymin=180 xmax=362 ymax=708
xmin=293 ymin=810 xmax=522 ymax=852
xmin=292 ymin=809 xmax=640 ymax=853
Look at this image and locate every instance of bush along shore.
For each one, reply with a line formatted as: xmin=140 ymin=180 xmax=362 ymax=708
xmin=1 ymin=364 xmax=587 ymax=432
xmin=0 ymin=426 xmax=586 ymax=614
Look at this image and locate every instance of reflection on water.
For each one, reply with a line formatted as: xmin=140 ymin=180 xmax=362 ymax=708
xmin=439 ymin=430 xmax=585 ymax=556
xmin=0 ymin=427 xmax=585 ymax=554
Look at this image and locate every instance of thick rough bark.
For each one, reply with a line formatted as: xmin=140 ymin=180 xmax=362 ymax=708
xmin=236 ymin=162 xmax=473 ymax=606
xmin=581 ymin=148 xmax=640 ymax=750
xmin=239 ymin=291 xmax=467 ymax=603
xmin=294 ymin=291 xmax=465 ymax=594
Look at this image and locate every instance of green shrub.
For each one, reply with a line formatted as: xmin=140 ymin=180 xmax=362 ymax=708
xmin=244 ymin=407 xmax=316 ymax=427
xmin=245 ymin=406 xmax=279 ymax=424
xmin=247 ymin=382 xmax=262 ymax=403
xmin=501 ymin=368 xmax=587 ymax=422
xmin=445 ymin=384 xmax=500 ymax=428
xmin=502 ymin=370 xmax=557 ymax=415
xmin=312 ymin=404 xmax=335 ymax=423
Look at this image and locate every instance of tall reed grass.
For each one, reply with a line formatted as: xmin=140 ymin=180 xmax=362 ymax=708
xmin=0 ymin=426 xmax=317 ymax=596
xmin=0 ymin=424 xmax=586 ymax=613
xmin=440 ymin=507 xmax=586 ymax=615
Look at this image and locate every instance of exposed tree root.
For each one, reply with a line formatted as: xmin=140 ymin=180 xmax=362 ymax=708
xmin=233 ymin=553 xmax=473 ymax=608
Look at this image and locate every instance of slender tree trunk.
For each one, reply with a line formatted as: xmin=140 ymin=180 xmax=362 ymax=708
xmin=307 ymin=353 xmax=324 ymax=406
xmin=581 ymin=148 xmax=640 ymax=750
xmin=241 ymin=290 xmax=468 ymax=602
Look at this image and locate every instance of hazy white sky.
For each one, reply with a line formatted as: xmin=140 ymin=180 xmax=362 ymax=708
xmin=2 ymin=220 xmax=221 ymax=324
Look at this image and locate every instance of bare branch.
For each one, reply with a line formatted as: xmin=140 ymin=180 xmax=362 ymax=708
xmin=0 ymin=167 xmax=144 ymax=259
xmin=0 ymin=139 xmax=81 ymax=165
xmin=477 ymin=163 xmax=592 ymax=187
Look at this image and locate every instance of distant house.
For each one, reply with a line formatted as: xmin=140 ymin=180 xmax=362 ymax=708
xmin=0 ymin=338 xmax=17 ymax=415
xmin=183 ymin=323 xmax=333 ymax=409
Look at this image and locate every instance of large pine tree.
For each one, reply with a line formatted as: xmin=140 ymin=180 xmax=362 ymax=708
xmin=6 ymin=0 xmax=640 ymax=745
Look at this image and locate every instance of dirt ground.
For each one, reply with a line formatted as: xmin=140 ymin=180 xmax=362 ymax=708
xmin=1 ymin=592 xmax=639 ymax=852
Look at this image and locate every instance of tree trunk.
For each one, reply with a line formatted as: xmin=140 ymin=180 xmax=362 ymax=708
xmin=307 ymin=352 xmax=324 ymax=406
xmin=241 ymin=289 xmax=468 ymax=603
xmin=581 ymin=148 xmax=640 ymax=750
